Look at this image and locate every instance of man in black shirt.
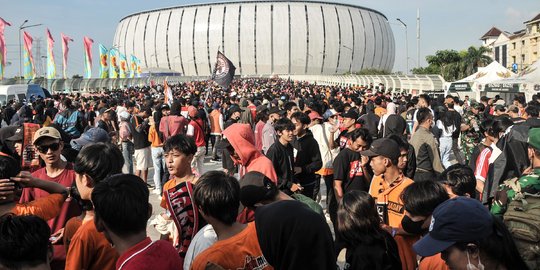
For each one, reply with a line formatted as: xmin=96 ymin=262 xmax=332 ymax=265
xmin=131 ymin=106 xmax=152 ymax=184
xmin=291 ymin=112 xmax=322 ymax=200
xmin=330 ymin=128 xmax=372 ymax=254
xmin=266 ymin=118 xmax=302 ymax=194
xmin=330 ymin=109 xmax=359 ymax=151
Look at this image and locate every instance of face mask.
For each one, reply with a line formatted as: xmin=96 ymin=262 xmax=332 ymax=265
xmin=466 ymin=250 xmax=484 ymax=270
xmin=401 ymin=215 xmax=428 ymax=235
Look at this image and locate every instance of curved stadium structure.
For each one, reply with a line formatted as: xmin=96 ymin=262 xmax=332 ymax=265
xmin=114 ymin=1 xmax=395 ymax=76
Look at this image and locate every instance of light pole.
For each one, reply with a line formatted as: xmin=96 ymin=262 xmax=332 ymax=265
xmin=19 ymin=20 xmax=42 ymax=78
xmin=397 ymin=18 xmax=409 ymax=74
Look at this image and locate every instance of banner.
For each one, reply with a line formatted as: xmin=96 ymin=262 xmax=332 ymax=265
xmin=46 ymin=29 xmax=55 ymax=79
xmin=83 ymin=36 xmax=93 ymax=78
xmin=23 ymin=31 xmax=35 ymax=79
xmin=61 ymin=33 xmax=73 ymax=79
xmin=109 ymin=48 xmax=119 ymax=78
xmin=119 ymin=52 xmax=128 ymax=78
xmin=99 ymin=44 xmax=109 ymax=78
xmin=130 ymin=54 xmax=138 ymax=78
xmin=212 ymin=51 xmax=236 ymax=89
xmin=136 ymin=58 xmax=142 ymax=77
xmin=0 ymin=17 xmax=11 ymax=80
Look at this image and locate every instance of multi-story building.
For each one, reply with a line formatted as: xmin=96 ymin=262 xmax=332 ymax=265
xmin=480 ymin=13 xmax=540 ymax=72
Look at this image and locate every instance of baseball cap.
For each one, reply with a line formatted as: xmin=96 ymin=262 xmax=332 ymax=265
xmin=229 ymin=106 xmax=245 ymax=115
xmin=308 ymin=111 xmax=323 ymax=121
xmin=240 ymin=171 xmax=279 ymax=208
xmin=6 ymin=126 xmax=23 ymax=142
xmin=413 ymin=197 xmax=493 ymax=257
xmin=529 ymin=128 xmax=540 ymax=150
xmin=359 ymin=138 xmax=400 ymax=161
xmin=71 ymin=128 xmax=111 ymax=151
xmin=119 ymin=111 xmax=131 ymax=120
xmin=341 ymin=110 xmax=359 ymax=120
xmin=160 ymin=104 xmax=170 ymax=110
xmin=268 ymin=106 xmax=283 ymax=115
xmin=33 ymin=127 xmax=62 ymax=144
xmin=256 ymin=105 xmax=269 ymax=114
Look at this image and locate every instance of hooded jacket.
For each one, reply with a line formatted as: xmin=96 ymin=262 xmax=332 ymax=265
xmin=222 ymin=123 xmax=277 ymax=183
xmin=293 ymin=131 xmax=322 ymax=185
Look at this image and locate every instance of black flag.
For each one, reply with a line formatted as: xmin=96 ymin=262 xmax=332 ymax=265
xmin=212 ymin=51 xmax=236 ymax=89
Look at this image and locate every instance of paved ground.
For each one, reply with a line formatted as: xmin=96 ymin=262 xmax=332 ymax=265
xmin=144 ymin=154 xmax=346 ymax=266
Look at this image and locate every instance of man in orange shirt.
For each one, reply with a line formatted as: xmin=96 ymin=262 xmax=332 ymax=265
xmin=65 ymin=143 xmax=124 ymax=270
xmin=191 ymin=171 xmax=272 ymax=270
xmin=362 ymin=138 xmax=418 ymax=270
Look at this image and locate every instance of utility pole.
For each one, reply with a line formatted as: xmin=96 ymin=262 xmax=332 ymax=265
xmin=397 ymin=18 xmax=409 ymax=74
xmin=417 ymin=8 xmax=420 ymax=68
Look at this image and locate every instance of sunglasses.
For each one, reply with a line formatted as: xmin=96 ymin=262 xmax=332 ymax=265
xmin=36 ymin=142 xmax=61 ymax=153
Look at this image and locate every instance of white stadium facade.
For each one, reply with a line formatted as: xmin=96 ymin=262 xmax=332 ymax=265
xmin=114 ymin=1 xmax=395 ymax=77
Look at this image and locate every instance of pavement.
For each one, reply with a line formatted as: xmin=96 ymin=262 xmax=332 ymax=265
xmin=144 ymin=153 xmax=346 ymax=266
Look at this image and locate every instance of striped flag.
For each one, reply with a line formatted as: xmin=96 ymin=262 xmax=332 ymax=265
xmin=99 ymin=44 xmax=109 ymax=78
xmin=46 ymin=29 xmax=56 ymax=79
xmin=0 ymin=17 xmax=11 ymax=80
xmin=23 ymin=31 xmax=35 ymax=79
xmin=61 ymin=33 xmax=73 ymax=79
xmin=83 ymin=36 xmax=93 ymax=78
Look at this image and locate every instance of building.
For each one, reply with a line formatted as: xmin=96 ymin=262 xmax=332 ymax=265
xmin=113 ymin=1 xmax=395 ymax=76
xmin=481 ymin=13 xmax=540 ymax=72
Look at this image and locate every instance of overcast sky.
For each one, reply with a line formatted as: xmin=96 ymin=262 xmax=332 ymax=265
xmin=1 ymin=0 xmax=539 ymax=78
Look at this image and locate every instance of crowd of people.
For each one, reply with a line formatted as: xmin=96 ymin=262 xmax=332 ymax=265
xmin=0 ymin=77 xmax=540 ymax=270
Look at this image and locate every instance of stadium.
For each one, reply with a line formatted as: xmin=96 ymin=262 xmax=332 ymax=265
xmin=113 ymin=1 xmax=395 ymax=77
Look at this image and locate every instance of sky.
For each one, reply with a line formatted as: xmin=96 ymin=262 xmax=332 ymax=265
xmin=1 ymin=0 xmax=539 ymax=78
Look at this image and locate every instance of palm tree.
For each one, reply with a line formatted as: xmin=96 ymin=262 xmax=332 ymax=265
xmin=463 ymin=46 xmax=492 ymax=75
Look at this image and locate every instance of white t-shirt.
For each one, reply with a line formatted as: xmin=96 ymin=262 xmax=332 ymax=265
xmin=183 ymin=224 xmax=218 ymax=270
xmin=436 ymin=120 xmax=456 ymax=137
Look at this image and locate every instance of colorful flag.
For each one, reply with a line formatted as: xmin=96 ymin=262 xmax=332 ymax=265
xmin=212 ymin=51 xmax=236 ymax=89
xmin=130 ymin=54 xmax=138 ymax=78
xmin=0 ymin=17 xmax=11 ymax=80
xmin=164 ymin=80 xmax=173 ymax=105
xmin=136 ymin=59 xmax=142 ymax=77
xmin=83 ymin=36 xmax=93 ymax=78
xmin=23 ymin=31 xmax=35 ymax=79
xmin=119 ymin=52 xmax=128 ymax=78
xmin=46 ymin=29 xmax=55 ymax=79
xmin=61 ymin=33 xmax=73 ymax=79
xmin=109 ymin=48 xmax=119 ymax=78
xmin=99 ymin=44 xmax=109 ymax=78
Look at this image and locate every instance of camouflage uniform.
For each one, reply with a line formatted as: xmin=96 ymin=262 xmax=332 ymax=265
xmin=460 ymin=110 xmax=482 ymax=162
xmin=491 ymin=168 xmax=540 ymax=217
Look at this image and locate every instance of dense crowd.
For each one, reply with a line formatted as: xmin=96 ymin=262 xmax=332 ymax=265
xmin=0 ymin=77 xmax=540 ymax=270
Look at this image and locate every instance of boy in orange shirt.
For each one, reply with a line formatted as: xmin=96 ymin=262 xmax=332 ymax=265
xmin=65 ymin=143 xmax=124 ymax=270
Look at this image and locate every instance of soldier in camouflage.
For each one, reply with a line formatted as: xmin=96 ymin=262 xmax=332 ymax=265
xmin=491 ymin=127 xmax=540 ymax=217
xmin=460 ymin=102 xmax=484 ymax=163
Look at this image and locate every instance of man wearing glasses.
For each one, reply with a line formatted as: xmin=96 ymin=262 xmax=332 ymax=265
xmin=19 ymin=127 xmax=81 ymax=269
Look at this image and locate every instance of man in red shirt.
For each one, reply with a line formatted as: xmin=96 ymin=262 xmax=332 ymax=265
xmin=19 ymin=127 xmax=81 ymax=269
xmin=187 ymin=106 xmax=207 ymax=176
xmin=92 ymin=174 xmax=181 ymax=270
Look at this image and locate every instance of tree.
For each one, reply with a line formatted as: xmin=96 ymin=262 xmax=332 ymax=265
xmin=72 ymin=74 xmax=83 ymax=79
xmin=353 ymin=68 xmax=390 ymax=75
xmin=462 ymin=46 xmax=492 ymax=75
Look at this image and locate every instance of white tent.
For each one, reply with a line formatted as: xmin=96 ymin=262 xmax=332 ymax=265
xmin=448 ymin=61 xmax=516 ymax=100
xmin=489 ymin=60 xmax=540 ymax=101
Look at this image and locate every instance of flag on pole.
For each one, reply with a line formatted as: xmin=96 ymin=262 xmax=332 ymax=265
xmin=136 ymin=58 xmax=142 ymax=77
xmin=99 ymin=44 xmax=109 ymax=78
xmin=129 ymin=55 xmax=137 ymax=78
xmin=23 ymin=31 xmax=35 ymax=80
xmin=119 ymin=52 xmax=128 ymax=78
xmin=163 ymin=80 xmax=173 ymax=105
xmin=83 ymin=36 xmax=93 ymax=78
xmin=109 ymin=48 xmax=119 ymax=78
xmin=46 ymin=29 xmax=55 ymax=79
xmin=212 ymin=51 xmax=236 ymax=89
xmin=0 ymin=17 xmax=11 ymax=80
xmin=61 ymin=33 xmax=73 ymax=79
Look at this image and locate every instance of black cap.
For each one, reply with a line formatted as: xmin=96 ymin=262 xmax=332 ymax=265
xmin=6 ymin=126 xmax=23 ymax=142
xmin=268 ymin=106 xmax=283 ymax=115
xmin=341 ymin=110 xmax=359 ymax=120
xmin=229 ymin=106 xmax=244 ymax=114
xmin=240 ymin=171 xmax=279 ymax=208
xmin=360 ymin=138 xmax=400 ymax=161
xmin=256 ymin=105 xmax=269 ymax=114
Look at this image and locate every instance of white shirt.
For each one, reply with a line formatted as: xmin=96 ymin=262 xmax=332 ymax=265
xmin=183 ymin=225 xmax=217 ymax=270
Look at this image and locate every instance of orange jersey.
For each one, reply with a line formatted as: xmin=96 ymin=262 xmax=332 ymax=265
xmin=65 ymin=220 xmax=118 ymax=270
xmin=12 ymin=193 xmax=65 ymax=221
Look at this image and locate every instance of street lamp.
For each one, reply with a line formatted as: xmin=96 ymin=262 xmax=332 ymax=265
xmin=19 ymin=20 xmax=42 ymax=78
xmin=397 ymin=18 xmax=409 ymax=74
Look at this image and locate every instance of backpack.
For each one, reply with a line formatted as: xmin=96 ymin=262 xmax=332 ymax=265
xmin=502 ymin=177 xmax=540 ymax=269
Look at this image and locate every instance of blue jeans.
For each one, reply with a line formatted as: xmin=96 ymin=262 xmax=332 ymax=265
xmin=151 ymin=147 xmax=166 ymax=192
xmin=439 ymin=136 xmax=453 ymax=169
xmin=122 ymin=141 xmax=134 ymax=174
